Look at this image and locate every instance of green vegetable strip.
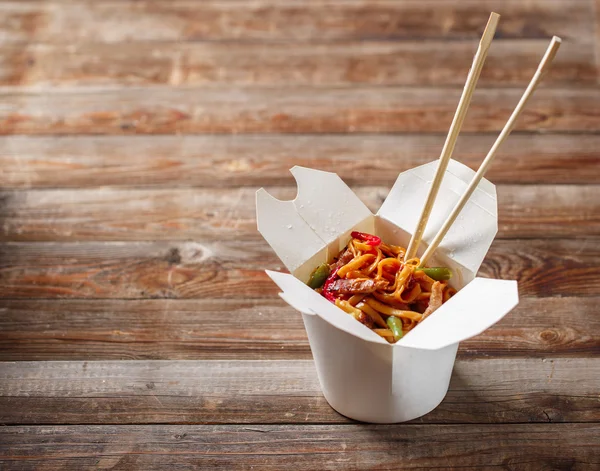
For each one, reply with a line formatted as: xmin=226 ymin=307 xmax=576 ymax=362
xmin=307 ymin=263 xmax=331 ymax=289
xmin=416 ymin=267 xmax=452 ymax=281
xmin=386 ymin=316 xmax=403 ymax=342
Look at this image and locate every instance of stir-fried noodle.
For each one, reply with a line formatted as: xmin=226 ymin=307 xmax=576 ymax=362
xmin=307 ymin=232 xmax=456 ymax=343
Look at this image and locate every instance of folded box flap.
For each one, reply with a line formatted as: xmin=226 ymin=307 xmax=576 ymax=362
xmin=398 ymin=277 xmax=519 ymax=350
xmin=256 ymin=189 xmax=327 ymax=273
xmin=266 ymin=269 xmax=318 ymax=315
xmin=266 ymin=270 xmax=388 ymax=344
xmin=290 ymin=166 xmax=373 ymax=245
xmin=378 ymin=159 xmax=497 ymax=275
xmin=257 ymin=167 xmax=373 ymax=273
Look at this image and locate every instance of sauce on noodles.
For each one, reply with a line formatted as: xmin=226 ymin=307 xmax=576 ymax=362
xmin=307 ymin=231 xmax=456 ymax=343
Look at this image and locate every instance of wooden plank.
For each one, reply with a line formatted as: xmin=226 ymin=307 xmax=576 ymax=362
xmin=0 ymin=0 xmax=591 ymax=43
xmin=0 ymin=297 xmax=597 ymax=361
xmin=0 ymin=87 xmax=599 ymax=135
xmin=1 ymin=185 xmax=598 ymax=242
xmin=592 ymin=0 xmax=600 ymax=83
xmin=0 ymin=239 xmax=598 ymax=299
xmin=597 ymin=0 xmax=600 ymax=86
xmin=0 ymin=359 xmax=598 ymax=424
xmin=1 ymin=424 xmax=597 ymax=470
xmin=2 ymin=39 xmax=595 ymax=88
xmin=1 ymin=134 xmax=598 ymax=188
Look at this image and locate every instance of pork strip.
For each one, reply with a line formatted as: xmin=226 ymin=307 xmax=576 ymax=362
xmin=330 ymin=278 xmax=388 ymax=294
xmin=422 ymin=281 xmax=444 ymax=320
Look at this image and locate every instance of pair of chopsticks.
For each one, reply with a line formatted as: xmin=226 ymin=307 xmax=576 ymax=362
xmin=405 ymin=12 xmax=561 ymax=267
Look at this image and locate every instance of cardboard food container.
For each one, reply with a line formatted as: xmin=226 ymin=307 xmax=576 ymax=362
xmin=256 ymin=159 xmax=519 ymax=423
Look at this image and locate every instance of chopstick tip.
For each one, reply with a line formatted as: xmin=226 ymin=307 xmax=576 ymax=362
xmin=487 ymin=12 xmax=500 ymax=27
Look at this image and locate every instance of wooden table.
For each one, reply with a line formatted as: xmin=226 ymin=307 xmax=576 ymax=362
xmin=0 ymin=1 xmax=599 ymax=469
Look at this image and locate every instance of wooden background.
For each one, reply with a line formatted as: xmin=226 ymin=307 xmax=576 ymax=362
xmin=0 ymin=0 xmax=599 ymax=469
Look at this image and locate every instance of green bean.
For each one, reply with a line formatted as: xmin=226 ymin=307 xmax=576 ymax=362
xmin=416 ymin=267 xmax=452 ymax=281
xmin=386 ymin=316 xmax=403 ymax=342
xmin=307 ymin=263 xmax=330 ymax=289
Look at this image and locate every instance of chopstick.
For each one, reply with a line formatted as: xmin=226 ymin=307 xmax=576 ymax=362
xmin=404 ymin=12 xmax=500 ymax=261
xmin=419 ymin=36 xmax=562 ymax=267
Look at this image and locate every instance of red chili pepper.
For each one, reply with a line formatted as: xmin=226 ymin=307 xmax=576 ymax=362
xmin=351 ymin=231 xmax=381 ymax=247
xmin=322 ymin=268 xmax=339 ymax=303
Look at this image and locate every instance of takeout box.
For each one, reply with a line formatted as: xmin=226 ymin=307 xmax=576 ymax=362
xmin=256 ymin=160 xmax=519 ymax=423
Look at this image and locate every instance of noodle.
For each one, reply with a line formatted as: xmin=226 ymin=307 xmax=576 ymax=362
xmin=356 ymin=301 xmax=387 ymax=328
xmin=443 ymin=286 xmax=457 ymax=303
xmin=364 ymin=298 xmax=423 ymax=322
xmin=413 ymin=270 xmax=435 ymax=292
xmin=345 ymin=270 xmax=367 ymax=279
xmin=364 ymin=247 xmax=383 ymax=275
xmin=373 ymin=329 xmax=394 ymax=339
xmin=348 ymin=294 xmax=366 ymax=306
xmin=398 ymin=283 xmax=421 ymax=304
xmin=337 ymin=254 xmax=375 ymax=278
xmin=376 ymin=257 xmax=401 ymax=280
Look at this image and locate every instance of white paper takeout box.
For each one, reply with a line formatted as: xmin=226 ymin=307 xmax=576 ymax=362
xmin=256 ymin=160 xmax=519 ymax=423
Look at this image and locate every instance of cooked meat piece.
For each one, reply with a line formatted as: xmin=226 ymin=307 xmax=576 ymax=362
xmin=422 ymin=281 xmax=444 ymax=320
xmin=330 ymin=248 xmax=354 ymax=271
xmin=329 ymin=278 xmax=388 ymax=294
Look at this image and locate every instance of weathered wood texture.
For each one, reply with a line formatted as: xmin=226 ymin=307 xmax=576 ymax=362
xmin=0 ymin=0 xmax=591 ymax=43
xmin=1 ymin=185 xmax=598 ymax=242
xmin=1 ymin=424 xmax=597 ymax=470
xmin=2 ymin=39 xmax=595 ymax=88
xmin=0 ymin=297 xmax=597 ymax=361
xmin=0 ymin=0 xmax=599 ymax=466
xmin=0 ymin=239 xmax=598 ymax=299
xmin=0 ymin=359 xmax=598 ymax=424
xmin=1 ymin=87 xmax=599 ymax=135
xmin=2 ymin=134 xmax=599 ymax=188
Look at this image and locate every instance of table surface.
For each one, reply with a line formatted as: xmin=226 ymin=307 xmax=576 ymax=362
xmin=0 ymin=1 xmax=599 ymax=469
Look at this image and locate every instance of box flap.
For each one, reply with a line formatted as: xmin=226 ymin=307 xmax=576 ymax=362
xmin=256 ymin=189 xmax=327 ymax=273
xmin=257 ymin=166 xmax=374 ymax=273
xmin=378 ymin=159 xmax=497 ymax=275
xmin=290 ymin=166 xmax=373 ymax=244
xmin=398 ymin=277 xmax=519 ymax=350
xmin=266 ymin=270 xmax=388 ymax=344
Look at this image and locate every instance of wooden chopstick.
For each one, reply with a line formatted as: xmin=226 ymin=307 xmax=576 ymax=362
xmin=419 ymin=36 xmax=562 ymax=267
xmin=404 ymin=12 xmax=500 ymax=261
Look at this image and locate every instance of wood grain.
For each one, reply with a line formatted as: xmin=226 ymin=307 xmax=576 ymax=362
xmin=0 ymin=239 xmax=598 ymax=299
xmin=0 ymin=359 xmax=598 ymax=424
xmin=1 ymin=424 xmax=597 ymax=470
xmin=0 ymin=0 xmax=591 ymax=43
xmin=0 ymin=0 xmax=598 ymax=465
xmin=1 ymin=87 xmax=599 ymax=135
xmin=2 ymin=39 xmax=594 ymax=88
xmin=0 ymin=297 xmax=597 ymax=361
xmin=1 ymin=185 xmax=598 ymax=242
xmin=596 ymin=0 xmax=600 ymax=85
xmin=2 ymin=134 xmax=599 ymax=188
